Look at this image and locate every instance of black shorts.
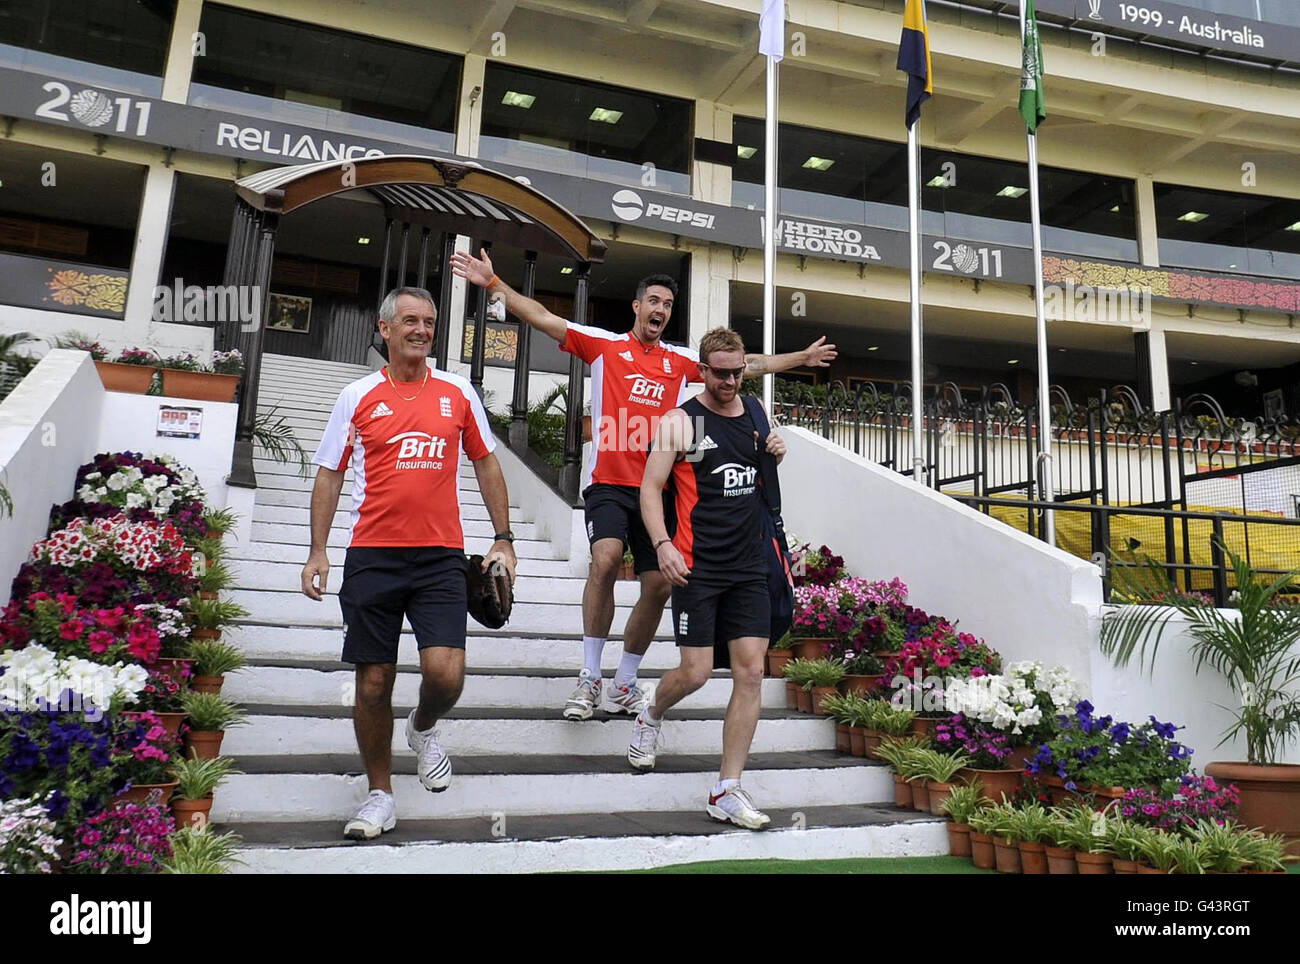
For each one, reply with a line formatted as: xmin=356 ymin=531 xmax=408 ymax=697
xmin=583 ymin=483 xmax=674 ymax=574
xmin=671 ymin=571 xmax=770 ymax=647
xmin=338 ymin=547 xmax=467 ymax=663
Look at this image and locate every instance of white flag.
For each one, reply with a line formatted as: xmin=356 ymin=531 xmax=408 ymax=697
xmin=759 ymin=0 xmax=784 ymax=61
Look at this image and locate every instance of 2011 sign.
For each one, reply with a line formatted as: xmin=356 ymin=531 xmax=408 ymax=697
xmin=931 ymin=240 xmax=1004 ymax=278
xmin=35 ymin=81 xmax=152 ymax=136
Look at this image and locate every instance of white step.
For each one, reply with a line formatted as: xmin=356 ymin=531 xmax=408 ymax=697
xmin=229 ymin=560 xmax=637 ymax=604
xmin=249 ymin=520 xmax=552 ymax=551
xmin=228 ymin=590 xmax=671 ymax=636
xmin=224 ymin=663 xmax=783 ymax=709
xmin=212 ymin=759 xmax=880 ymax=822
xmin=223 ymin=625 xmax=679 ymax=669
xmin=228 ymin=816 xmax=946 ymax=874
xmin=223 ymin=711 xmax=831 ymax=758
xmin=251 ymin=502 xmax=514 ymax=528
xmin=228 ymin=544 xmax=579 ymax=577
xmin=262 ymin=354 xmax=371 ymax=375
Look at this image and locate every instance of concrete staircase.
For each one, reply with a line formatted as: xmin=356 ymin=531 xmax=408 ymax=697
xmin=215 ymin=353 xmax=945 ymax=872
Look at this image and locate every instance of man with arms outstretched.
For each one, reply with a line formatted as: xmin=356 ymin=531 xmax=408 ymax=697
xmin=452 ymin=249 xmax=832 ymax=721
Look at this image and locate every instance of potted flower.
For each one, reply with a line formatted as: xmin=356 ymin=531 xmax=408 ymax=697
xmin=937 ymin=715 xmax=1024 ymax=804
xmin=160 ymin=350 xmax=240 ymax=403
xmin=965 ymin=806 xmax=999 ymax=870
xmin=619 ymin=548 xmax=635 ymax=581
xmin=805 ymin=658 xmax=846 ymax=715
xmin=197 ymin=559 xmax=235 ymax=600
xmin=872 ymin=705 xmax=917 ymax=760
xmin=203 ymin=507 xmax=238 ymax=542
xmin=1052 ymin=804 xmax=1114 ymax=874
xmin=1135 ymin=829 xmax=1202 ymax=875
xmin=94 ymin=347 xmax=157 ymax=394
xmin=180 ymin=690 xmax=247 ymax=759
xmin=790 ymin=583 xmax=840 ymax=659
xmin=66 ymin=803 xmax=174 ymax=874
xmin=1100 ymin=542 xmax=1300 ymax=854
xmin=781 ymin=657 xmax=814 ymax=710
xmin=944 ymin=661 xmax=1082 ymax=768
xmin=185 ymin=637 xmax=247 ymax=695
xmin=874 ymin=736 xmax=927 ymax=809
xmin=985 ymin=801 xmax=1022 ymax=873
xmin=171 ymin=754 xmax=240 ymax=829
xmin=189 ymin=597 xmax=250 ymax=641
xmin=1235 ymin=830 xmax=1290 ymax=873
xmin=161 ymin=825 xmax=246 ymax=874
xmin=1116 ymin=775 xmax=1239 ymax=833
xmin=125 ymin=661 xmax=190 ymax=737
xmin=819 ymin=692 xmax=854 ymax=753
xmin=1106 ymin=816 xmax=1154 ymax=874
xmin=919 ymin=748 xmax=972 ymax=816
xmin=939 ymin=780 xmax=983 ymax=857
xmin=0 ymin=794 xmax=64 ymax=874
xmin=898 ymin=746 xmax=933 ymax=811
xmin=838 ymin=649 xmax=885 ymax=695
xmin=112 ymin=709 xmax=181 ymax=806
xmin=1008 ymin=803 xmax=1054 ymax=874
xmin=767 ymin=631 xmax=794 ymax=677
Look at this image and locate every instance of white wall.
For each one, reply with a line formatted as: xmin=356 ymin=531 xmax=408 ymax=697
xmin=97 ymin=393 xmax=238 ymax=512
xmin=1091 ymin=611 xmax=1300 ymax=766
xmin=0 ymin=350 xmax=103 ymax=605
xmin=780 ymin=427 xmax=1104 ymax=684
xmin=0 ymin=306 xmax=215 ymax=356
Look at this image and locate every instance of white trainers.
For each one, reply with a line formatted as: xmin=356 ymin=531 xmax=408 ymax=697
xmin=406 ymin=710 xmax=452 ymax=792
xmin=603 ymin=678 xmax=653 ymax=715
xmin=707 ymin=784 xmax=771 ymax=830
xmin=627 ymin=708 xmax=662 ymax=771
xmin=343 ymin=789 xmax=396 ymax=840
xmin=562 ymin=670 xmax=603 ymax=721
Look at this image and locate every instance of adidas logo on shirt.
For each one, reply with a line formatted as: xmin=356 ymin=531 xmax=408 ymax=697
xmin=696 ymin=435 xmax=719 ymax=452
xmin=369 ymin=402 xmax=394 ymax=419
xmin=619 ymin=350 xmax=634 ymax=361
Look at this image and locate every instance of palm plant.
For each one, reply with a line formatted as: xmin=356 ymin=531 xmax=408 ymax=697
xmin=186 ymin=638 xmax=248 ymax=677
xmin=202 ymin=507 xmax=239 ymax=535
xmin=1186 ymin=820 xmax=1250 ymax=874
xmin=190 ymin=597 xmax=249 ymax=631
xmin=916 ymin=748 xmax=971 ymax=783
xmin=875 ymin=705 xmax=918 ymax=736
xmin=940 ymin=781 xmax=984 ymax=824
xmin=161 ymin=826 xmax=245 ymax=874
xmin=0 ymin=330 xmax=42 ymax=403
xmin=1137 ymin=830 xmax=1202 ymax=874
xmin=198 ymin=559 xmax=235 ymax=595
xmin=804 ymin=658 xmax=847 ymax=688
xmin=254 ymin=403 xmax=312 ymax=479
xmin=1008 ymin=803 xmax=1054 ymax=844
xmin=179 ymin=691 xmax=247 ymax=731
xmin=873 ymin=735 xmax=928 ymax=771
xmin=1100 ymin=539 xmax=1300 ymax=764
xmin=172 ymin=755 xmax=240 ymax=800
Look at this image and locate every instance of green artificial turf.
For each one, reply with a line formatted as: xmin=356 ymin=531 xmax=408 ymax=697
xmin=617 ymin=856 xmax=994 ymax=874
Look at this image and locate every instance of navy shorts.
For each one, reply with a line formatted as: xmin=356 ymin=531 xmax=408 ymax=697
xmin=583 ymin=483 xmax=674 ymax=574
xmin=338 ymin=547 xmax=467 ymax=663
xmin=671 ymin=571 xmax=770 ymax=647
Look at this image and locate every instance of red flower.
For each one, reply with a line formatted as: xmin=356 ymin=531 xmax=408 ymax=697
xmin=58 ymin=619 xmax=86 ymax=641
xmin=87 ymin=630 xmax=115 ymax=654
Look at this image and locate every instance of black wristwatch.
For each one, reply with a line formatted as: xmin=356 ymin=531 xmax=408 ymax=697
xmin=493 ymin=530 xmax=515 ymax=544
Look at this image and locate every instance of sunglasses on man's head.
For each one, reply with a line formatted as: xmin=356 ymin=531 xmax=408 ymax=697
xmin=701 ymin=364 xmax=746 ymax=381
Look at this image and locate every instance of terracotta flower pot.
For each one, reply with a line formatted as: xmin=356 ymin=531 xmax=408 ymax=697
xmin=113 ymin=780 xmax=179 ymax=808
xmin=205 ymin=528 xmax=224 ymax=541
xmin=795 ymin=688 xmax=813 ymax=713
xmin=172 ymin=796 xmax=214 ymax=830
xmin=840 ymin=675 xmax=883 ymax=695
xmin=835 ymin=722 xmax=852 ymax=753
xmin=970 ymin=832 xmax=996 ymax=870
xmin=910 ymin=780 xmax=931 ymax=812
xmin=960 ymin=767 xmax=1025 ymax=804
xmin=192 ymin=628 xmax=222 ymax=641
xmin=784 ymin=681 xmax=798 ymax=709
xmin=161 ymin=369 xmax=239 ymax=402
xmin=1136 ymin=864 xmax=1167 ymax=875
xmin=792 ymin=638 xmax=829 ymax=660
xmin=1112 ymin=859 xmax=1140 ymax=874
xmin=927 ymin=780 xmax=955 ymax=816
xmin=581 ymin=414 xmax=592 ymax=442
xmin=947 ymin=822 xmax=972 ymax=858
xmin=183 ymin=729 xmax=224 ymax=760
xmin=200 ymin=590 xmax=218 ymax=601
xmin=125 ymin=710 xmax=188 ymax=739
xmin=1075 ymin=852 xmax=1113 ymax=875
xmin=190 ymin=674 xmax=224 ymax=695
xmin=1018 ymin=840 xmax=1048 ymax=875
xmin=910 ymin=717 xmax=942 ymax=739
xmin=618 ymin=561 xmax=636 ymax=581
xmin=1041 ymin=775 xmax=1074 ymax=806
xmin=1045 ymin=845 xmax=1078 ymax=874
xmin=811 ymin=686 xmax=838 ymax=715
xmin=893 ymin=773 xmax=913 ymax=809
xmin=993 ymin=838 xmax=1022 ymax=874
xmin=849 ymin=725 xmax=867 ymax=757
xmin=95 ymin=360 xmax=156 ymax=394
xmin=1004 ymin=746 xmax=1037 ymax=770
xmin=1205 ymin=761 xmax=1300 ymax=857
xmin=864 ymin=730 xmax=884 ymax=759
xmin=768 ymin=650 xmax=793 ymax=677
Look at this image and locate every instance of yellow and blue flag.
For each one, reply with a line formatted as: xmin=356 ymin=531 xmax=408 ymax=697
xmin=896 ymin=0 xmax=933 ymax=129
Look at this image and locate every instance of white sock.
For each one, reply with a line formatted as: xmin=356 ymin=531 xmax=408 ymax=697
xmin=713 ymin=778 xmax=739 ymax=797
xmin=641 ymin=705 xmax=662 ymax=726
xmin=582 ymin=636 xmax=606 ymax=678
xmin=614 ymin=651 xmax=644 ymax=687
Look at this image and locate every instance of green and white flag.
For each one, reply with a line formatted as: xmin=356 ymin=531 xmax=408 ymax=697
xmin=1019 ymin=0 xmax=1046 ymax=134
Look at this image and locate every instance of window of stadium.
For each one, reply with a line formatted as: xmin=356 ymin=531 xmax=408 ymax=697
xmin=189 ymin=4 xmax=459 ymax=149
xmin=480 ymin=63 xmax=692 ymax=196
xmin=0 ymin=0 xmax=175 ymax=92
xmin=732 ymin=117 xmax=1137 ymax=262
xmin=1155 ymin=182 xmax=1300 ymax=279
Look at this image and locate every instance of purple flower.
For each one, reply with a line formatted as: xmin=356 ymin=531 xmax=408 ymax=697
xmin=1109 ymin=722 xmax=1130 ymax=744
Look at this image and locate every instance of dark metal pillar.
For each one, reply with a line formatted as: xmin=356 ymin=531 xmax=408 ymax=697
xmin=435 ymin=233 xmax=457 ymax=369
xmin=509 ymin=251 xmax=539 ymax=451
xmin=396 ymin=222 xmax=410 ymax=289
xmin=559 ymin=262 xmax=590 ymax=500
xmin=229 ymin=210 xmax=279 ymax=489
xmin=376 ymin=217 xmax=394 ymax=313
xmin=469 ymin=240 xmax=492 ymax=396
xmin=415 ymin=228 xmax=432 ymax=290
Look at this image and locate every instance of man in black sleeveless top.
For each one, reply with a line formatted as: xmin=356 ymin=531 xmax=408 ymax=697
xmin=631 ymin=328 xmax=787 ymax=830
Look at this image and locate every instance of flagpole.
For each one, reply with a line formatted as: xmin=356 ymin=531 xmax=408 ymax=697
xmin=762 ymin=54 xmax=779 ymax=414
xmin=907 ymin=121 xmax=925 ymax=485
xmin=1021 ymin=0 xmax=1055 ymax=545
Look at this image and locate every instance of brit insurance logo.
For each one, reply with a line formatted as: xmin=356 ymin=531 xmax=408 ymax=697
xmin=387 ymin=430 xmax=448 ymax=470
xmin=610 ymin=189 xmax=716 ymax=231
xmin=712 ymin=461 xmax=757 ymax=497
xmin=624 ymin=374 xmax=666 ymax=407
